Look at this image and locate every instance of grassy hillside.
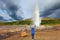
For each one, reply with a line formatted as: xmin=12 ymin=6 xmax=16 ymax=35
xmin=0 ymin=18 xmax=60 ymax=25
xmin=0 ymin=19 xmax=32 ymax=25
xmin=41 ymin=18 xmax=60 ymax=25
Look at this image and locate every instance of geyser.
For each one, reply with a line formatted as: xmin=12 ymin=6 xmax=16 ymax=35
xmin=33 ymin=3 xmax=41 ymax=27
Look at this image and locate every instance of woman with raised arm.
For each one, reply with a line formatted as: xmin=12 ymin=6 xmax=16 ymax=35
xmin=30 ymin=25 xmax=36 ymax=40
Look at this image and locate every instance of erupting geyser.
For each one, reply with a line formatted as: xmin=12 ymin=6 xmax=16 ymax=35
xmin=33 ymin=3 xmax=41 ymax=27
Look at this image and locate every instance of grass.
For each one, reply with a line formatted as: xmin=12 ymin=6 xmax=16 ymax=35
xmin=41 ymin=20 xmax=60 ymax=25
xmin=0 ymin=18 xmax=60 ymax=25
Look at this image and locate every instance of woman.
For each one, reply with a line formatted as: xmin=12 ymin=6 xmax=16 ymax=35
xmin=30 ymin=25 xmax=36 ymax=40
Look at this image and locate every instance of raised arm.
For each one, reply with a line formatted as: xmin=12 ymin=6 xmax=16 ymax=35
xmin=34 ymin=25 xmax=36 ymax=29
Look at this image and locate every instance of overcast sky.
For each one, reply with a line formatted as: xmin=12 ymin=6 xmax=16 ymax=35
xmin=20 ymin=0 xmax=60 ymax=18
xmin=0 ymin=0 xmax=60 ymax=20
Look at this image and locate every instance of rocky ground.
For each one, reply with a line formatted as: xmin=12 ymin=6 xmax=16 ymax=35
xmin=1 ymin=30 xmax=60 ymax=40
xmin=0 ymin=25 xmax=60 ymax=40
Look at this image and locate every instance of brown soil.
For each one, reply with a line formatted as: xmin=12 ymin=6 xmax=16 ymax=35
xmin=2 ymin=30 xmax=60 ymax=40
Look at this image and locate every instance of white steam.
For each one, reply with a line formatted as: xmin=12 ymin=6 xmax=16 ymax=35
xmin=33 ymin=3 xmax=41 ymax=27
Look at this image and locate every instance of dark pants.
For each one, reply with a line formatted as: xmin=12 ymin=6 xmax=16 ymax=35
xmin=32 ymin=33 xmax=34 ymax=39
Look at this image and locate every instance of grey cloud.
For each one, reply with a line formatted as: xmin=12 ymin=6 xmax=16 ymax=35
xmin=0 ymin=0 xmax=23 ymax=22
xmin=39 ymin=0 xmax=60 ymax=18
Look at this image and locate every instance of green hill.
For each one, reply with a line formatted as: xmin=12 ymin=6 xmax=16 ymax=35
xmin=0 ymin=18 xmax=60 ymax=25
